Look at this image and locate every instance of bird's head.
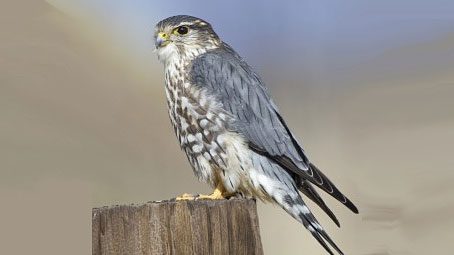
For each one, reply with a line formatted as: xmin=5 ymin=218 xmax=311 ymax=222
xmin=154 ymin=15 xmax=221 ymax=64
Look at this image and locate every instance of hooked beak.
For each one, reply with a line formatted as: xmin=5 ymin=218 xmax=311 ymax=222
xmin=155 ymin=32 xmax=170 ymax=48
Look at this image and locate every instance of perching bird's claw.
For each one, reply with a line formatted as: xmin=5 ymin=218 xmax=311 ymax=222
xmin=196 ymin=188 xmax=226 ymax=200
xmin=175 ymin=193 xmax=197 ymax=201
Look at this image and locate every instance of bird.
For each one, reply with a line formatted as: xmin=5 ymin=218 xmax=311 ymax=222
xmin=154 ymin=15 xmax=358 ymax=255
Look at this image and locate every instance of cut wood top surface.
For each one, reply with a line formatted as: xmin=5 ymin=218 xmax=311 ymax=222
xmin=92 ymin=198 xmax=263 ymax=255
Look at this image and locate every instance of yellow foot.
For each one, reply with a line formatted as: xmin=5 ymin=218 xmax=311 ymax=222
xmin=197 ymin=187 xmax=231 ymax=200
xmin=175 ymin=193 xmax=197 ymax=201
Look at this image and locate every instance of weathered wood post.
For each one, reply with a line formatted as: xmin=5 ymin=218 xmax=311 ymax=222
xmin=92 ymin=198 xmax=263 ymax=255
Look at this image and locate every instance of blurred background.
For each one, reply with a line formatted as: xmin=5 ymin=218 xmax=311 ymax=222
xmin=1 ymin=0 xmax=454 ymax=254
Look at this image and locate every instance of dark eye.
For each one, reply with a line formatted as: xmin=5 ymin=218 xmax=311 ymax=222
xmin=176 ymin=26 xmax=189 ymax=35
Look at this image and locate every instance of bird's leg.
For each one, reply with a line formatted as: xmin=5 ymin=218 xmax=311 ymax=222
xmin=175 ymin=193 xmax=197 ymax=201
xmin=197 ymin=184 xmax=232 ymax=200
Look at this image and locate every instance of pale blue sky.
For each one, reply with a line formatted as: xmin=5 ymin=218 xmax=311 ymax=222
xmin=50 ymin=0 xmax=454 ymax=86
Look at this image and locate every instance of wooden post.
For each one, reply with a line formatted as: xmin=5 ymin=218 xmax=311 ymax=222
xmin=92 ymin=198 xmax=263 ymax=255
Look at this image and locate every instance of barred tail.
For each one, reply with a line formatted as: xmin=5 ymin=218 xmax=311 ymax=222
xmin=251 ymin=154 xmax=345 ymax=255
xmin=275 ymin=190 xmax=344 ymax=255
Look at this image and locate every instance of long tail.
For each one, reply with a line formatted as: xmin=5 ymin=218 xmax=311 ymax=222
xmin=277 ymin=190 xmax=344 ymax=255
xmin=257 ymin=180 xmax=343 ymax=254
xmin=251 ymin=154 xmax=345 ymax=255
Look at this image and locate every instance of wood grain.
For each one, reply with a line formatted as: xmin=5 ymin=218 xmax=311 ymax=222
xmin=92 ymin=198 xmax=263 ymax=255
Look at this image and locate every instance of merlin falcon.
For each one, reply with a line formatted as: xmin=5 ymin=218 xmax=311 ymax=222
xmin=154 ymin=15 xmax=358 ymax=255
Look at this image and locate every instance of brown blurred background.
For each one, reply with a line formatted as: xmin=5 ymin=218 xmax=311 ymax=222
xmin=1 ymin=1 xmax=454 ymax=254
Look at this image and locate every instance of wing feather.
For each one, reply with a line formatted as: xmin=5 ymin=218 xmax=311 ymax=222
xmin=190 ymin=44 xmax=358 ymax=214
xmin=299 ymin=180 xmax=340 ymax=227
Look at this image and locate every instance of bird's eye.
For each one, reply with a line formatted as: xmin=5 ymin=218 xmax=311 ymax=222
xmin=175 ymin=26 xmax=189 ymax=35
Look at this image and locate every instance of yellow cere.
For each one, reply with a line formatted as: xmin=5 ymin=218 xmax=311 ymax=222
xmin=158 ymin=32 xmax=169 ymax=39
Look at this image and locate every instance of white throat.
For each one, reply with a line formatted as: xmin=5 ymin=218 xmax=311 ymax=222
xmin=156 ymin=43 xmax=218 ymax=68
xmin=156 ymin=43 xmax=180 ymax=66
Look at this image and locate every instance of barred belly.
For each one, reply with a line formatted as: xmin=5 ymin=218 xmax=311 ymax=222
xmin=164 ymin=66 xmax=251 ymax=193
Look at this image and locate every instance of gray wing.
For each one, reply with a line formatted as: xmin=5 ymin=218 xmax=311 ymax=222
xmin=190 ymin=44 xmax=358 ymax=214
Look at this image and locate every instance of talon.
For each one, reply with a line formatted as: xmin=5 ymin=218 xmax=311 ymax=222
xmin=176 ymin=193 xmax=196 ymax=201
xmin=196 ymin=186 xmax=232 ymax=200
